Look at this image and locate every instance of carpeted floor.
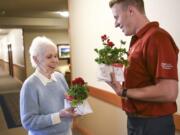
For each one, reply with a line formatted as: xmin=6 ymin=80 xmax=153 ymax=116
xmin=0 ymin=75 xmax=21 ymax=94
xmin=0 ymin=92 xmax=21 ymax=128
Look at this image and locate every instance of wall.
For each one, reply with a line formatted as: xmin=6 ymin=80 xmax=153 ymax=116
xmin=0 ymin=61 xmax=26 ymax=82
xmin=68 ymin=0 xmax=129 ymax=134
xmin=23 ymin=29 xmax=70 ymax=76
xmin=0 ymin=29 xmax=24 ymax=66
xmin=69 ymin=0 xmax=130 ymax=92
xmin=78 ymin=96 xmax=127 ymax=135
xmin=0 ymin=29 xmax=25 ymax=81
xmin=69 ymin=0 xmax=180 ymax=134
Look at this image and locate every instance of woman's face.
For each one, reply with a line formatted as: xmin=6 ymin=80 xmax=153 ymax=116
xmin=36 ymin=45 xmax=59 ymax=76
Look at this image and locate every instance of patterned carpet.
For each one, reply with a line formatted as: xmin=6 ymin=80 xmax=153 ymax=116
xmin=0 ymin=92 xmax=21 ymax=128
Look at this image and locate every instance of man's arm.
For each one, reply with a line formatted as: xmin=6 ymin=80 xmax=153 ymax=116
xmin=127 ymin=79 xmax=178 ymax=102
xmin=107 ymin=73 xmax=178 ymax=102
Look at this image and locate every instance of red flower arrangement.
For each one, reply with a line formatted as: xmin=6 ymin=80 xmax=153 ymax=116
xmin=72 ymin=77 xmax=85 ymax=86
xmin=65 ymin=77 xmax=89 ymax=107
xmin=94 ymin=34 xmax=128 ymax=66
xmin=101 ymin=34 xmax=114 ymax=47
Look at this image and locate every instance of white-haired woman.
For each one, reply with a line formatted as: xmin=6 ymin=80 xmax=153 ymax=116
xmin=20 ymin=36 xmax=75 ymax=135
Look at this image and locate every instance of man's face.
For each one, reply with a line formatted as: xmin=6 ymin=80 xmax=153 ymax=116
xmin=111 ymin=3 xmax=134 ymax=36
xmin=36 ymin=45 xmax=59 ymax=75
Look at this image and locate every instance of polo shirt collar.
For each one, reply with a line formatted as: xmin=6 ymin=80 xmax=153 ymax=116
xmin=34 ymin=70 xmax=57 ymax=86
xmin=136 ymin=21 xmax=159 ymax=38
xmin=130 ymin=22 xmax=159 ymax=47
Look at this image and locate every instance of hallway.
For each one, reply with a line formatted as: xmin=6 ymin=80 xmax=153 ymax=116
xmin=0 ymin=66 xmax=25 ymax=134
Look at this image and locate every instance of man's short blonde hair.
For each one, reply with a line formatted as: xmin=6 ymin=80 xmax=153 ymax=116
xmin=109 ymin=0 xmax=145 ymax=14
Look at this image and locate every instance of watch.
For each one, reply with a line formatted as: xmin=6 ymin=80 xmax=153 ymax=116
xmin=121 ymin=89 xmax=128 ymax=97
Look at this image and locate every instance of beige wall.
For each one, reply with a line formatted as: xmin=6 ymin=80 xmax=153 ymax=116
xmin=69 ymin=0 xmax=130 ymax=92
xmin=77 ymin=96 xmax=127 ymax=135
xmin=23 ymin=29 xmax=70 ymax=76
xmin=69 ymin=0 xmax=128 ymax=134
xmin=69 ymin=0 xmax=180 ymax=134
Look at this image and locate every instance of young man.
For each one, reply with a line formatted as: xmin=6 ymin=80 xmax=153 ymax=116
xmin=108 ymin=0 xmax=179 ymax=135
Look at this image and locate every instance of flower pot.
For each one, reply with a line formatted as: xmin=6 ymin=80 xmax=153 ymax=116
xmin=64 ymin=98 xmax=72 ymax=108
xmin=97 ymin=63 xmax=125 ymax=82
xmin=64 ymin=99 xmax=93 ymax=115
xmin=97 ymin=64 xmax=113 ymax=82
xmin=112 ymin=63 xmax=124 ymax=82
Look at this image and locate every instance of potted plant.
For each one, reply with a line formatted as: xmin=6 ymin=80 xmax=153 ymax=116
xmin=65 ymin=77 xmax=88 ymax=107
xmin=94 ymin=34 xmax=128 ymax=82
xmin=64 ymin=77 xmax=92 ymax=115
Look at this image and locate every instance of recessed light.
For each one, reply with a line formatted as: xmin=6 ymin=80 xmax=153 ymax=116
xmin=56 ymin=11 xmax=69 ymax=18
xmin=0 ymin=10 xmax=6 ymax=15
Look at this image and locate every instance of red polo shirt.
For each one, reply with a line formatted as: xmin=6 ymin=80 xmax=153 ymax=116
xmin=123 ymin=22 xmax=179 ymax=116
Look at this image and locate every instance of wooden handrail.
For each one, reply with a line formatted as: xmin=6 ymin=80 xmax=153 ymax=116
xmin=88 ymin=86 xmax=122 ymax=107
xmin=174 ymin=113 xmax=180 ymax=130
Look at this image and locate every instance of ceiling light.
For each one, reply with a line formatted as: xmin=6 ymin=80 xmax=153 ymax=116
xmin=56 ymin=11 xmax=69 ymax=18
xmin=0 ymin=10 xmax=6 ymax=15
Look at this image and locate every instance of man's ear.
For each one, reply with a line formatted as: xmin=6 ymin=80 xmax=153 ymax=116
xmin=33 ymin=56 xmax=39 ymax=64
xmin=127 ymin=5 xmax=135 ymax=16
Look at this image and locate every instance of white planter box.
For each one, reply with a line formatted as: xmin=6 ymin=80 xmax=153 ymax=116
xmin=97 ymin=64 xmax=124 ymax=82
xmin=97 ymin=64 xmax=113 ymax=82
xmin=64 ymin=99 xmax=93 ymax=115
xmin=112 ymin=64 xmax=125 ymax=82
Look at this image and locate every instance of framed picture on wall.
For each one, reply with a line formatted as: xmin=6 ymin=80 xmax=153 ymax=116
xmin=57 ymin=44 xmax=70 ymax=59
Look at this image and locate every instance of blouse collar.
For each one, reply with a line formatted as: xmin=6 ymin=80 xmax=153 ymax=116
xmin=34 ymin=69 xmax=57 ymax=86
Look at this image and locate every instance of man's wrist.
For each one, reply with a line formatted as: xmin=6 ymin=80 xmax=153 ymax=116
xmin=121 ymin=89 xmax=128 ymax=97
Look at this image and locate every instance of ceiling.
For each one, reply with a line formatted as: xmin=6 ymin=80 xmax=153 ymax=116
xmin=0 ymin=0 xmax=68 ymax=36
xmin=0 ymin=0 xmax=68 ymax=18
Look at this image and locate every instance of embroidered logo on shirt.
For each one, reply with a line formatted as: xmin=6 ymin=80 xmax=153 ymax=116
xmin=161 ymin=63 xmax=173 ymax=70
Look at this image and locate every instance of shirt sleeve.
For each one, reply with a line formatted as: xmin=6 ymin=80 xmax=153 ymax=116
xmin=145 ymin=31 xmax=178 ymax=80
xmin=51 ymin=112 xmax=61 ymax=125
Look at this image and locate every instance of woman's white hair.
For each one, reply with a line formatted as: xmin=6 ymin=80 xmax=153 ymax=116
xmin=29 ymin=36 xmax=57 ymax=68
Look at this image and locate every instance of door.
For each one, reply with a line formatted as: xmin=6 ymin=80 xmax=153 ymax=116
xmin=8 ymin=44 xmax=13 ymax=76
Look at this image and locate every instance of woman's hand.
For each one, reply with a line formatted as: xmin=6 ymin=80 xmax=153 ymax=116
xmin=59 ymin=107 xmax=78 ymax=118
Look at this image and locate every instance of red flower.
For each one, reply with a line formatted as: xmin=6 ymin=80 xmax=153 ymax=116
xmin=94 ymin=34 xmax=128 ymax=66
xmin=107 ymin=39 xmax=114 ymax=47
xmin=101 ymin=35 xmax=114 ymax=48
xmin=101 ymin=34 xmax=107 ymax=41
xmin=65 ymin=95 xmax=74 ymax=101
xmin=72 ymin=77 xmax=85 ymax=86
xmin=66 ymin=77 xmax=89 ymax=107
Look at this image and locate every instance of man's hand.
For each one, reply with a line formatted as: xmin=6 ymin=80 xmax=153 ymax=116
xmin=106 ymin=72 xmax=123 ymax=96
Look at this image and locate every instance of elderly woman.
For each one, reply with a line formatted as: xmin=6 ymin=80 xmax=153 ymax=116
xmin=20 ymin=36 xmax=75 ymax=135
